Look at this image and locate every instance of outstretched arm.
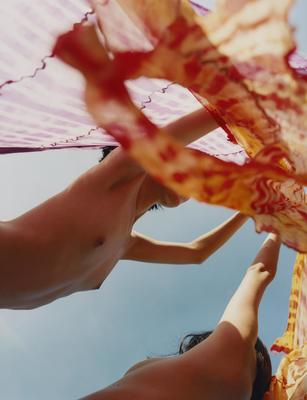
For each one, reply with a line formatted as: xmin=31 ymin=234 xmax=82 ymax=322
xmin=123 ymin=212 xmax=248 ymax=264
xmin=71 ymin=108 xmax=218 ymax=191
xmin=218 ymin=233 xmax=281 ymax=343
xmin=166 ymin=107 xmax=218 ymax=146
xmin=180 ymin=233 xmax=281 ymax=396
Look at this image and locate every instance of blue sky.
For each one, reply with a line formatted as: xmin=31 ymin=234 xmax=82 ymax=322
xmin=0 ymin=1 xmax=306 ymax=399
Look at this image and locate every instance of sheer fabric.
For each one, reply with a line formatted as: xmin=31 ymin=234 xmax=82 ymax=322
xmin=0 ymin=2 xmax=306 ymax=396
xmin=53 ymin=0 xmax=307 ymax=252
xmin=0 ymin=0 xmax=242 ymax=159
xmin=267 ymin=254 xmax=307 ymax=399
xmin=53 ymin=3 xmax=307 ymax=393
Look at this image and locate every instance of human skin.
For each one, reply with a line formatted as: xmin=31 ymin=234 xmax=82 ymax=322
xmin=0 ymin=108 xmax=248 ymax=309
xmin=81 ymin=234 xmax=281 ymax=400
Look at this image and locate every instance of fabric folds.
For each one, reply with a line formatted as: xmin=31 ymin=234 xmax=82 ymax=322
xmin=54 ymin=0 xmax=307 ymax=252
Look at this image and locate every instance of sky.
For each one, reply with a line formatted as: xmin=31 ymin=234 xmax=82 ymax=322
xmin=0 ymin=1 xmax=306 ymax=399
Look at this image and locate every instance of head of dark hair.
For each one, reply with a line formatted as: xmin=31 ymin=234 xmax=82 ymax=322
xmin=99 ymin=145 xmax=118 ymax=162
xmin=179 ymin=331 xmax=272 ymax=400
xmin=99 ymin=146 xmax=162 ymax=211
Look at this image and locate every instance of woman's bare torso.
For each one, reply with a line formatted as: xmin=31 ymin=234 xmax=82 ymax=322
xmin=0 ymin=174 xmax=145 ymax=309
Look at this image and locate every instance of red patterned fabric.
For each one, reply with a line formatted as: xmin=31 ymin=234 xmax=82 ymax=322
xmin=53 ymin=0 xmax=307 ymax=252
xmin=1 ymin=3 xmax=306 ymax=393
xmin=267 ymin=254 xmax=307 ymax=399
xmin=0 ymin=1 xmax=305 ymax=165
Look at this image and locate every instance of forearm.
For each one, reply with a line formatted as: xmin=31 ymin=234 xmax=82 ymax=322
xmin=220 ymin=234 xmax=281 ymax=343
xmin=125 ymin=213 xmax=248 ymax=265
xmin=165 ymin=107 xmax=219 ymax=146
xmin=124 ymin=233 xmax=202 ymax=264
xmin=191 ymin=212 xmax=248 ymax=263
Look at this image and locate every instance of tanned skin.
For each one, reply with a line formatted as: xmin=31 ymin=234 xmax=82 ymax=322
xmin=0 ymin=108 xmax=248 ymax=309
xmin=81 ymin=234 xmax=281 ymax=400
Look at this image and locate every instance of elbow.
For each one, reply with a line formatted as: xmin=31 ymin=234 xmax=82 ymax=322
xmin=194 ymin=254 xmax=208 ymax=265
xmin=192 ymin=256 xmax=203 ymax=265
xmin=189 ymin=244 xmax=209 ymax=264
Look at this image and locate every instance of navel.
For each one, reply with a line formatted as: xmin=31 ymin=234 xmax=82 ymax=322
xmin=95 ymin=237 xmax=105 ymax=247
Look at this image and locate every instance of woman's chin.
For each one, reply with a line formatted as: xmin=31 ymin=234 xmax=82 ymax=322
xmin=162 ymin=191 xmax=188 ymax=208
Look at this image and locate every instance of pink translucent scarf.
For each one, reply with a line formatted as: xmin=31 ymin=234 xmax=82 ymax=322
xmin=0 ymin=0 xmax=242 ymax=161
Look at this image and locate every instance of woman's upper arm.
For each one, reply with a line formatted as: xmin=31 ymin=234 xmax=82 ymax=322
xmin=123 ymin=231 xmax=200 ymax=264
xmin=81 ymin=357 xmax=197 ymax=400
xmin=180 ymin=322 xmax=255 ymax=392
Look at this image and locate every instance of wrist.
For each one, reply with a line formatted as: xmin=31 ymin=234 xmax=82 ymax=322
xmin=246 ymin=262 xmax=276 ymax=284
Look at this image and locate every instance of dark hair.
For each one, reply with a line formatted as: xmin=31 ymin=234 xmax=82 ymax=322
xmin=98 ymin=145 xmax=118 ymax=162
xmin=99 ymin=146 xmax=162 ymax=211
xmin=179 ymin=331 xmax=272 ymax=400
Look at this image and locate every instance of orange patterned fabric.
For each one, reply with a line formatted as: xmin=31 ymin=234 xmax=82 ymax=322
xmin=272 ymin=254 xmax=307 ymax=354
xmin=266 ymin=347 xmax=307 ymax=399
xmin=53 ymin=0 xmax=307 ymax=254
xmin=267 ymin=254 xmax=307 ymax=399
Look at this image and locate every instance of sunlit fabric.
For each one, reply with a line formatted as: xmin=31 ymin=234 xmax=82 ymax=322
xmin=0 ymin=0 xmax=244 ymax=162
xmin=51 ymin=1 xmax=307 ymax=391
xmin=266 ymin=254 xmax=307 ymax=399
xmin=272 ymin=254 xmax=307 ymax=354
xmin=266 ymin=346 xmax=307 ymax=399
xmin=53 ymin=0 xmax=307 ymax=252
xmin=0 ymin=0 xmax=307 ymax=393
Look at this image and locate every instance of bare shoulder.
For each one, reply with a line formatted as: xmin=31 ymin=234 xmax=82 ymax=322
xmin=179 ymin=323 xmax=255 ymax=398
xmin=0 ymin=221 xmax=36 ymax=298
xmin=81 ymin=354 xmax=242 ymax=400
xmin=0 ymin=221 xmax=36 ymax=259
xmin=0 ymin=221 xmax=24 ymax=245
xmin=82 ymin=353 xmax=250 ymax=400
xmin=70 ymin=147 xmax=144 ymax=193
xmin=0 ymin=222 xmax=11 ymax=250
xmin=81 ymin=357 xmax=188 ymax=400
